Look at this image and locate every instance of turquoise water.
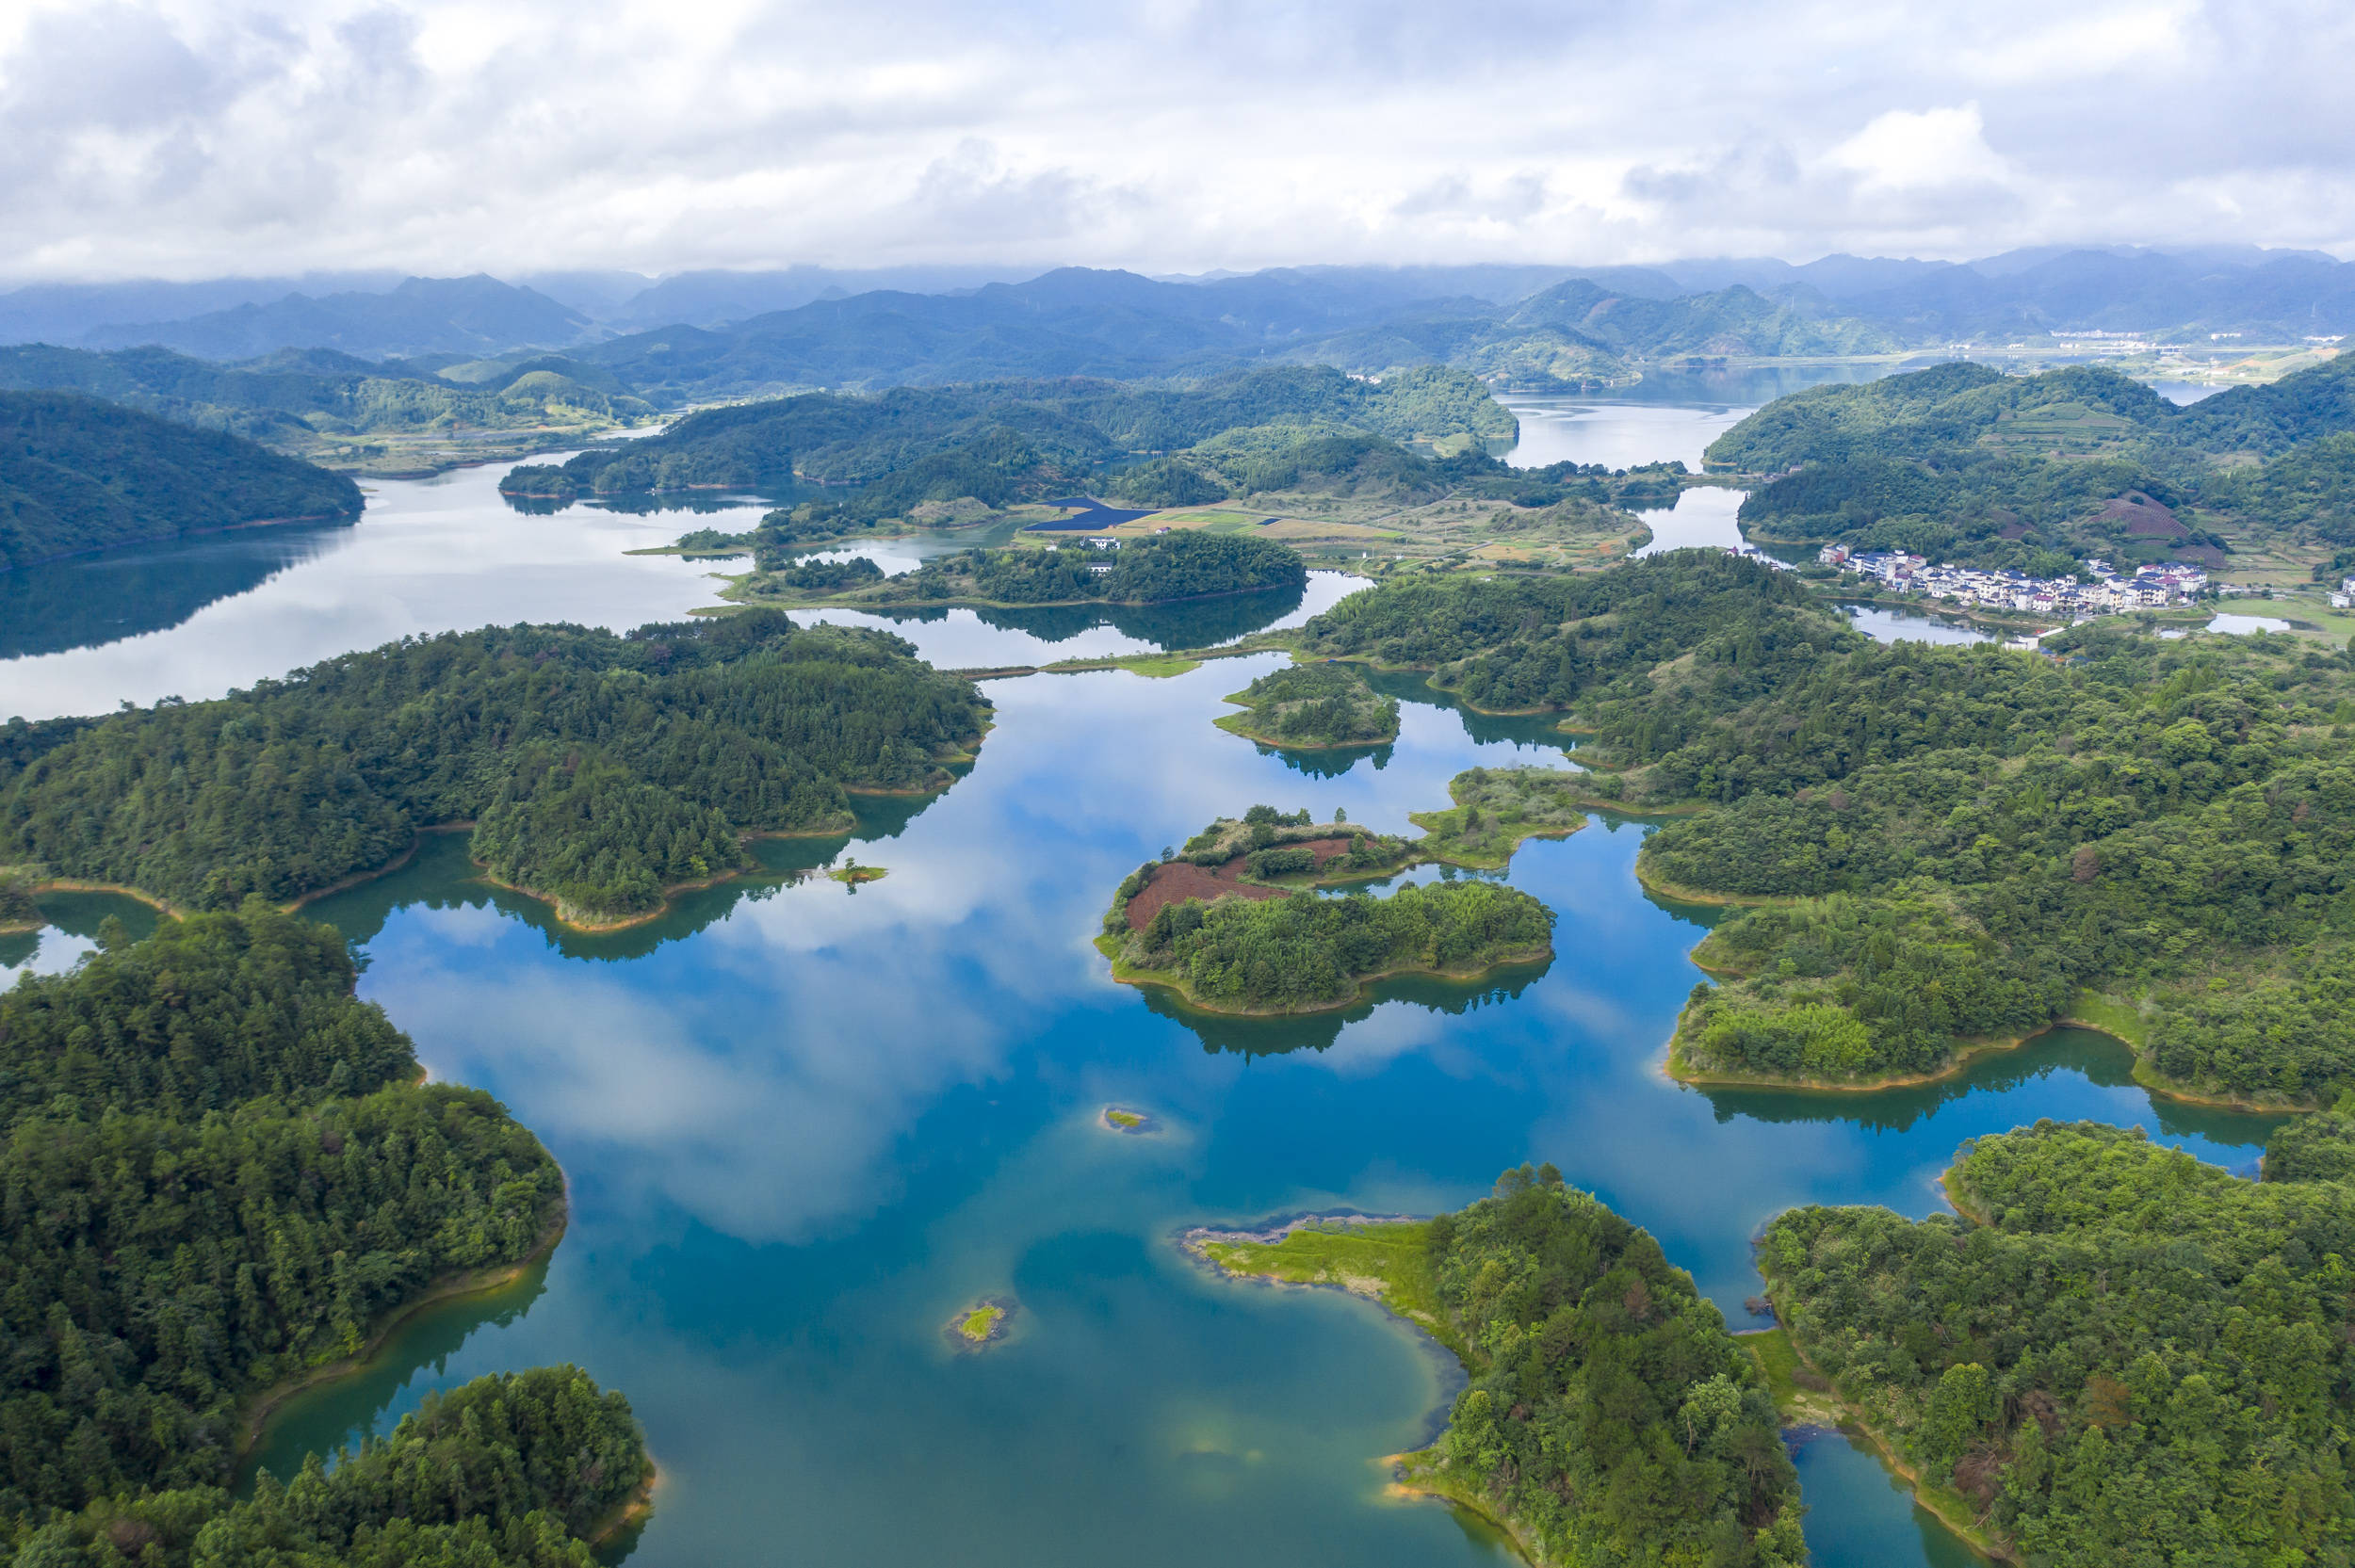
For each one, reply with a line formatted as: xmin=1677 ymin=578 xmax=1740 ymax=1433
xmin=20 ymin=652 xmax=2265 ymax=1568
xmin=6 ymin=387 xmax=2288 ymax=1565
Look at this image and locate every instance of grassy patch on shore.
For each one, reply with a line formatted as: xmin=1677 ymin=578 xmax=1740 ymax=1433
xmin=1197 ymin=1220 xmax=1468 ymax=1360
xmin=1735 ymin=1327 xmax=1845 ymax=1427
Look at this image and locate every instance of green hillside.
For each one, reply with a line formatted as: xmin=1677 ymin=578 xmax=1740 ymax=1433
xmin=0 ymin=390 xmax=362 ymax=570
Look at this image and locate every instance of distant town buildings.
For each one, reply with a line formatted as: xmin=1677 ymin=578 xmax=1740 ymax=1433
xmin=1819 ymin=543 xmax=2208 ymax=617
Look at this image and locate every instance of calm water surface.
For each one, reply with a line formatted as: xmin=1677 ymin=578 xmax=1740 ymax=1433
xmin=6 ymin=392 xmax=2280 ymax=1568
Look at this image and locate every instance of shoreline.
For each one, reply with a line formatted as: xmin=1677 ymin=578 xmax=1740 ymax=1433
xmin=1759 ymin=1291 xmax=2015 ymax=1562
xmin=24 ymin=743 xmax=981 ymax=939
xmin=0 ymin=507 xmax=364 ymax=575
xmin=587 ymin=1458 xmax=661 ymax=1545
xmin=1099 ymin=935 xmax=1553 ymax=1016
xmin=236 ymin=1195 xmax=571 ymax=1466
xmin=1183 ymin=1215 xmax=1537 ymax=1566
xmin=730 ymin=577 xmax=1316 ymax=615
xmin=1665 ymin=1010 xmax=2321 ymax=1111
xmin=1213 ymin=708 xmax=1399 ymax=750
xmin=1632 ymin=858 xmax=1795 ymax=907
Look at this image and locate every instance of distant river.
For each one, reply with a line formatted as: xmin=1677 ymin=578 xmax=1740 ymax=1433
xmin=1 ymin=374 xmax=2266 ymax=1568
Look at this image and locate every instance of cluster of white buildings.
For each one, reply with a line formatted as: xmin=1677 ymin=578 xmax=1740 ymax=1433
xmin=1819 ymin=544 xmax=2209 ymax=616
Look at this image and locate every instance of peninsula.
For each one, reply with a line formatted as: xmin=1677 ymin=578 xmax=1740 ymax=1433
xmin=1192 ymin=1167 xmax=1803 ymax=1567
xmin=1761 ymin=1119 xmax=2355 ymax=1564
xmin=0 ymin=610 xmax=989 ymax=931
xmin=0 ymin=903 xmax=652 ymax=1560
xmin=1215 ymin=660 xmax=1401 ymax=748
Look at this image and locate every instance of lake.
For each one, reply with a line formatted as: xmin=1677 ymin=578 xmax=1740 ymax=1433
xmin=3 ymin=384 xmax=2270 ymax=1568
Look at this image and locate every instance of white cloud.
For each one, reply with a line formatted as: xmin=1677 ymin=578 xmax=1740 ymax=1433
xmin=1826 ymin=105 xmax=2011 ymax=193
xmin=0 ymin=0 xmax=2348 ymax=281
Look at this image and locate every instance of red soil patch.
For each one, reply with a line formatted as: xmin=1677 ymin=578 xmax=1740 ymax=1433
xmin=1122 ymin=838 xmax=1365 ymax=930
xmin=2096 ymin=493 xmax=2188 ymax=539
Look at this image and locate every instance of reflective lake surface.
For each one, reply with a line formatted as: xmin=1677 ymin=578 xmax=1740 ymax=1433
xmin=8 ymin=385 xmax=2278 ymax=1568
xmin=1841 ymin=604 xmax=1999 ymax=645
xmin=0 ymin=463 xmax=755 ymax=720
xmin=20 ymin=661 xmax=2281 ymax=1568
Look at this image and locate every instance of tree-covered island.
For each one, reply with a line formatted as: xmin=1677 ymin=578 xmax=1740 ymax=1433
xmin=1297 ymin=548 xmax=2355 ymax=1104
xmin=1192 ymin=1167 xmax=1804 ymax=1567
xmin=0 ymin=902 xmax=654 ymax=1564
xmin=0 ymin=611 xmax=989 ymax=930
xmin=1099 ymin=796 xmax=1563 ymax=1014
xmin=1215 ymin=660 xmax=1402 ymax=747
xmin=1761 ymin=1119 xmax=2355 ymax=1564
xmin=733 ymin=529 xmax=1307 ymax=611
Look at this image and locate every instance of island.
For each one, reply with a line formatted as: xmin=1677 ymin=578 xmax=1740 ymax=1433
xmin=0 ymin=902 xmax=653 ymax=1561
xmin=1190 ymin=1167 xmax=1803 ymax=1567
xmin=0 ymin=610 xmax=990 ymax=932
xmin=1099 ymin=1105 xmax=1153 ymax=1133
xmin=828 ymin=859 xmax=888 ymax=886
xmin=734 ymin=529 xmax=1307 ymax=611
xmin=947 ymin=1297 xmax=1017 ymax=1351
xmin=1759 ymin=1119 xmax=2355 ymax=1564
xmin=0 ymin=388 xmax=362 ymax=570
xmin=1215 ymin=660 xmax=1401 ymax=747
xmin=1098 ymin=800 xmax=1556 ymax=1015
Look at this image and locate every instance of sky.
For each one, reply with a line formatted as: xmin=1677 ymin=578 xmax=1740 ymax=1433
xmin=2 ymin=0 xmax=2351 ymax=283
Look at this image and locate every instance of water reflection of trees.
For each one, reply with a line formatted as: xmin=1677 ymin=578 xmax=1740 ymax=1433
xmin=1145 ymin=956 xmax=1553 ymax=1057
xmin=1697 ymin=1028 xmax=2291 ymax=1145
xmin=1258 ymin=740 xmax=1392 ymax=779
xmin=1 ymin=521 xmax=356 ymax=658
xmin=1359 ymin=669 xmax=1579 ymax=751
xmin=868 ymin=581 xmax=1311 ymax=653
xmin=306 ymin=788 xmax=950 ymax=961
xmin=240 ymin=1253 xmax=552 ymax=1489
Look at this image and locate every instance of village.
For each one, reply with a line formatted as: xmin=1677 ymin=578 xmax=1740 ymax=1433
xmin=1819 ymin=543 xmax=2211 ymax=617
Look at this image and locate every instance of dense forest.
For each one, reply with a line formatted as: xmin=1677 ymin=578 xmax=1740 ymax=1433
xmin=1217 ymin=661 xmax=1401 ymax=745
xmin=0 ymin=391 xmax=362 ymax=570
xmin=747 ymin=531 xmax=1306 ymax=609
xmin=1111 ymin=873 xmax=1552 ymax=1011
xmin=1297 ymin=549 xmax=1825 ymax=713
xmin=0 ymin=612 xmax=988 ymax=924
xmin=498 ymin=364 xmax=1514 ymax=507
xmin=1764 ymin=1119 xmax=2355 ymax=1565
xmin=0 ymin=906 xmax=593 ymax=1528
xmin=1710 ymin=354 xmax=2355 ymax=570
xmin=1301 ymin=551 xmax=2355 ymax=1101
xmin=1203 ymin=1168 xmax=1804 ymax=1566
xmin=1426 ymin=1169 xmax=1804 ymax=1566
xmin=8 ymin=1366 xmax=647 ymax=1567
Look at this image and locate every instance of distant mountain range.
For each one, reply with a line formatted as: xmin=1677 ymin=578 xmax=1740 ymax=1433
xmin=0 ymin=245 xmax=2348 ymax=401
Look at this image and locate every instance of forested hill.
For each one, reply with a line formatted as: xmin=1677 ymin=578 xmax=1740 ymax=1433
xmin=0 ymin=907 xmax=559 ymax=1511
xmin=0 ymin=611 xmax=990 ymax=925
xmin=1764 ymin=1120 xmax=2355 ymax=1564
xmin=0 ymin=390 xmax=362 ymax=570
xmin=1201 ymin=1167 xmax=1803 ymax=1565
xmin=0 ymin=343 xmax=655 ymax=462
xmin=0 ymin=904 xmax=650 ymax=1564
xmin=499 ymin=364 xmax=1516 ymax=502
xmin=1703 ymin=354 xmax=2355 ymax=575
xmin=1303 ymin=552 xmax=2355 ymax=1106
